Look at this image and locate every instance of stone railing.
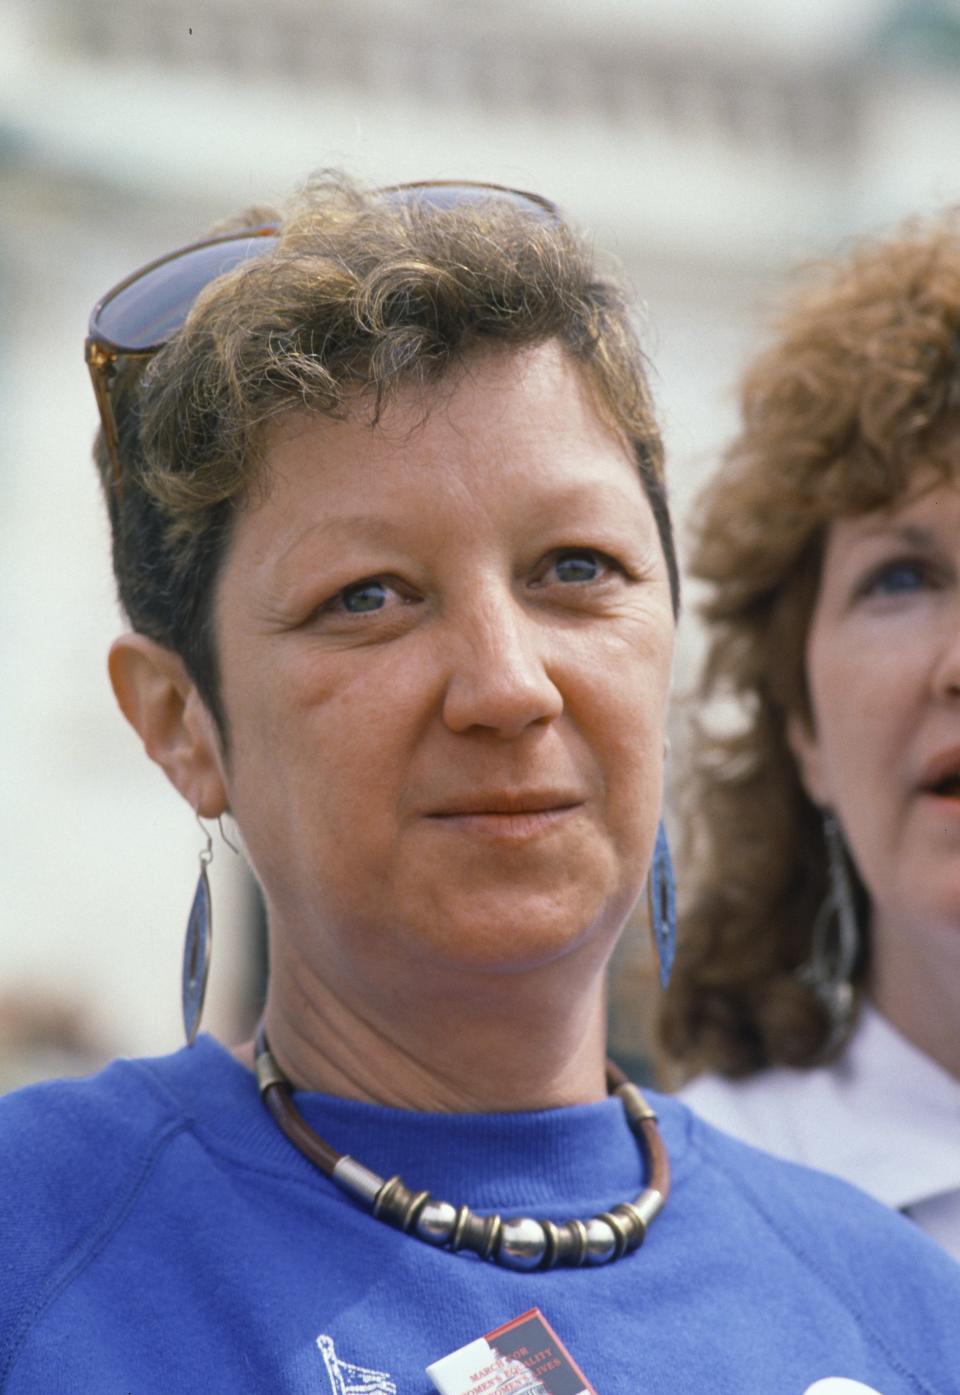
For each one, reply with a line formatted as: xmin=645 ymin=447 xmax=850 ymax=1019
xmin=42 ymin=0 xmax=859 ymax=161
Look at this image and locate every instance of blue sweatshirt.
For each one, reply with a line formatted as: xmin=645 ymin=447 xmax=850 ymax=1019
xmin=0 ymin=1035 xmax=957 ymax=1394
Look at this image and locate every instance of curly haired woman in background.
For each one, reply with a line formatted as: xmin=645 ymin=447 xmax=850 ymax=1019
xmin=662 ymin=211 xmax=960 ymax=1259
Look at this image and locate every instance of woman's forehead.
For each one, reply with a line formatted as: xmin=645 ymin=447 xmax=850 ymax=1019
xmin=256 ymin=345 xmax=637 ymax=499
xmin=264 ymin=341 xmax=613 ymax=443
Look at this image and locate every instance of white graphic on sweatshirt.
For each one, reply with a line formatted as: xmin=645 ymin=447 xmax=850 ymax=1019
xmin=803 ymin=1382 xmax=884 ymax=1395
xmin=317 ymin=1334 xmax=397 ymax=1395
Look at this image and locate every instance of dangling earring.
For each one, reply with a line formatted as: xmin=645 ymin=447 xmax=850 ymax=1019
xmin=647 ymin=820 xmax=677 ymax=988
xmin=797 ymin=811 xmax=859 ymax=1054
xmin=182 ymin=814 xmax=214 ymax=1046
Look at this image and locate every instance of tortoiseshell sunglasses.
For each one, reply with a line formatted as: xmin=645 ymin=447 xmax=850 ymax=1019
xmin=84 ymin=181 xmax=558 ymax=482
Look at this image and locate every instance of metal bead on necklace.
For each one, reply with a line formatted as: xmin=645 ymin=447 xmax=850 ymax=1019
xmin=254 ymin=1026 xmax=670 ymax=1269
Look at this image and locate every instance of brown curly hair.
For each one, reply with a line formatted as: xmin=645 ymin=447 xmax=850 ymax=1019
xmin=659 ymin=209 xmax=960 ymax=1078
xmin=93 ymin=174 xmax=678 ymax=740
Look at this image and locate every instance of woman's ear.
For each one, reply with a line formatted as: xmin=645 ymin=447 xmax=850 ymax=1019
xmin=786 ymin=709 xmax=832 ymax=808
xmin=108 ymin=633 xmax=228 ymax=817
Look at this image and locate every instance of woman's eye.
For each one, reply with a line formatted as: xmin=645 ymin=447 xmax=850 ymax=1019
xmin=326 ymin=578 xmax=409 ymax=617
xmin=548 ymin=549 xmax=608 ymax=584
xmin=861 ymin=559 xmax=934 ymax=598
xmin=341 ymin=580 xmax=389 ymax=613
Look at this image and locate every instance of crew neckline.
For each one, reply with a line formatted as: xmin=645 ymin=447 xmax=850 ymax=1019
xmin=137 ymin=1034 xmax=694 ymax=1215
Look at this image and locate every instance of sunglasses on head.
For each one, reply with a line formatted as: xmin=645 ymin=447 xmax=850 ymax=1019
xmin=85 ymin=180 xmax=559 ymax=483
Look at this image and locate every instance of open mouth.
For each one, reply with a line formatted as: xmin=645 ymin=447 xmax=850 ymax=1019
xmin=927 ymin=773 xmax=960 ymax=799
xmin=918 ymin=747 xmax=960 ymax=800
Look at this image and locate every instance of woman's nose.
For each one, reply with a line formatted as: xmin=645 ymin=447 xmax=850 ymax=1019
xmin=441 ymin=595 xmax=564 ymax=738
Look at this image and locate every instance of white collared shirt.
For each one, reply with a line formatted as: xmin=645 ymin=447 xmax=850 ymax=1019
xmin=679 ymin=1003 xmax=960 ymax=1259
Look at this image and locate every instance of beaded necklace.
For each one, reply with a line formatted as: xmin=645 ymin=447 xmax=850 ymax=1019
xmin=254 ymin=1026 xmax=670 ymax=1269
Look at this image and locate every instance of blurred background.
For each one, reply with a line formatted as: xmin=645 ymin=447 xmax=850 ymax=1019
xmin=3 ymin=0 xmax=960 ymax=1087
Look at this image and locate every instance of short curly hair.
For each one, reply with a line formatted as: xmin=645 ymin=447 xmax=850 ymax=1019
xmin=94 ymin=174 xmax=678 ymax=738
xmin=659 ymin=209 xmax=960 ymax=1078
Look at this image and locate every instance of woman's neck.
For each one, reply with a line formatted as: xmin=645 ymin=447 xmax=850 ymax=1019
xmin=869 ymin=909 xmax=960 ymax=1081
xmin=238 ymin=944 xmax=614 ymax=1112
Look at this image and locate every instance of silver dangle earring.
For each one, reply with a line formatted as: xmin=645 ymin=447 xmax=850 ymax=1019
xmin=797 ymin=811 xmax=859 ymax=1054
xmin=182 ymin=814 xmax=214 ymax=1046
xmin=217 ymin=814 xmax=241 ymax=857
xmin=647 ymin=820 xmax=677 ymax=988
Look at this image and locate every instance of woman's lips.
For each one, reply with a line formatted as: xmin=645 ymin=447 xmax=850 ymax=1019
xmin=918 ymin=747 xmax=960 ymax=796
xmin=915 ymin=750 xmax=960 ymax=816
xmin=425 ymin=800 xmax=584 ymax=839
xmin=918 ymin=788 xmax=960 ymax=815
xmin=922 ymin=785 xmax=960 ymax=803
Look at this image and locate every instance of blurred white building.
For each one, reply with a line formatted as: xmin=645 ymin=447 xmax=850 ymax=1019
xmin=2 ymin=0 xmax=960 ymax=1070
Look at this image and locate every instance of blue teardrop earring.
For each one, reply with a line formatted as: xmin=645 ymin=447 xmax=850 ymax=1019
xmin=182 ymin=816 xmax=214 ymax=1046
xmin=647 ymin=820 xmax=677 ymax=989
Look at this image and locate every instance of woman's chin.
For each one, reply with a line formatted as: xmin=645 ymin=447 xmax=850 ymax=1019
xmin=399 ymin=884 xmax=629 ymax=981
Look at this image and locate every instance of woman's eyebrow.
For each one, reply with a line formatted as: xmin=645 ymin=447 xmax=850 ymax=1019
xmin=849 ymin=520 xmax=938 ymax=550
xmin=270 ymin=514 xmax=409 ymax=571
